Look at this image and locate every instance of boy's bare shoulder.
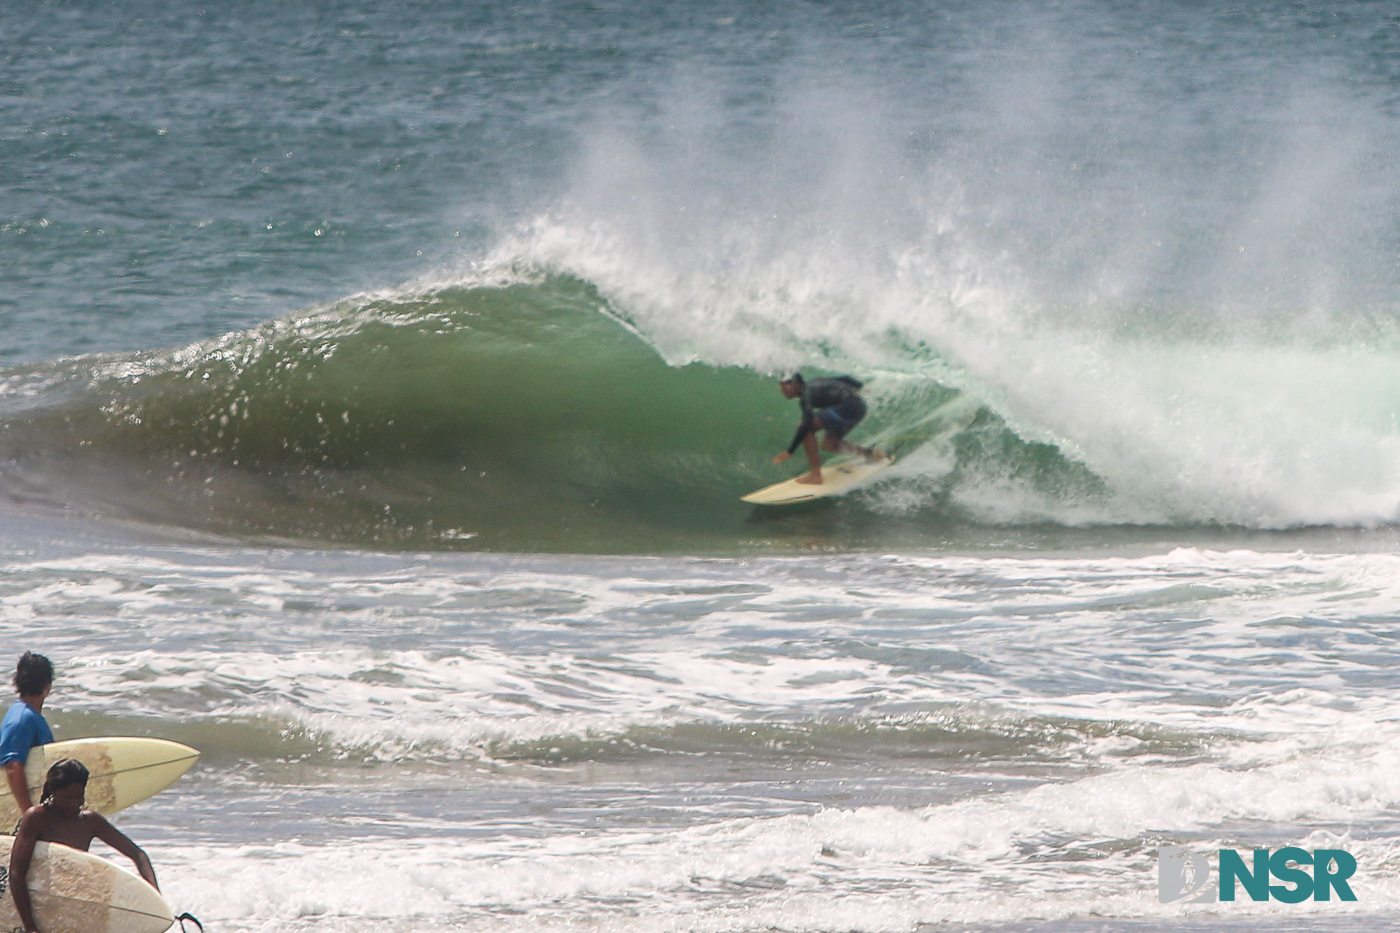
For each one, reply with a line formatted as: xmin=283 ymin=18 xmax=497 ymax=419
xmin=77 ymin=808 xmax=112 ymax=828
xmin=17 ymin=804 xmax=48 ymax=827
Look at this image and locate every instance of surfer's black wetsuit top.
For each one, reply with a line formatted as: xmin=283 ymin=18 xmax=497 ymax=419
xmin=786 ymin=376 xmax=867 ymax=454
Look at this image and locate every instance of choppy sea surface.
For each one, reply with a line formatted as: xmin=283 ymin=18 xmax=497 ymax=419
xmin=5 ymin=1 xmax=1400 ymax=930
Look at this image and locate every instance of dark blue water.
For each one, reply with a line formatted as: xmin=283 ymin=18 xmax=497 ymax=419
xmin=8 ymin=0 xmax=1400 ymax=365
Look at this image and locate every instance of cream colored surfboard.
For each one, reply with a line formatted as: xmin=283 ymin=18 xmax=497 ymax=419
xmin=0 ymin=836 xmax=173 ymax=933
xmin=0 ymin=738 xmax=199 ymax=825
xmin=742 ymin=456 xmax=896 ymax=505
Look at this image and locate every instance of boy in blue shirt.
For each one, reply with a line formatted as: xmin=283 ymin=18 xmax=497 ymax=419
xmin=1 ymin=652 xmax=55 ymax=813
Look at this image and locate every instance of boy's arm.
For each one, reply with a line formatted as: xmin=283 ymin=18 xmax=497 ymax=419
xmin=4 ymin=760 xmax=32 ymax=812
xmin=91 ymin=814 xmax=159 ymax=890
xmin=0 ymin=709 xmax=42 ymax=813
xmin=10 ymin=808 xmax=45 ymax=933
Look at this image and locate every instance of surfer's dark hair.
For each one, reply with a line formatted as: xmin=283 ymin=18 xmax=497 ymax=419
xmin=40 ymin=758 xmax=88 ymax=806
xmin=781 ymin=372 xmax=804 ymax=385
xmin=13 ymin=651 xmax=53 ymax=697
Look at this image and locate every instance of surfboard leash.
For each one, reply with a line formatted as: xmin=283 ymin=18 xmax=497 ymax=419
xmin=884 ymin=434 xmax=931 ymax=458
xmin=176 ymin=911 xmax=205 ymax=932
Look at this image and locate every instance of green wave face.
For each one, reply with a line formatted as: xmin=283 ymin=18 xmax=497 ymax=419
xmin=0 ymin=274 xmax=1101 ymax=553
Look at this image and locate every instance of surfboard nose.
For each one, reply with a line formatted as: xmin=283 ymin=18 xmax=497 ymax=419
xmin=1 ymin=737 xmax=200 ymax=823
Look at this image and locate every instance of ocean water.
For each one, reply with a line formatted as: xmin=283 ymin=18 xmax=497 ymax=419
xmin=4 ymin=0 xmax=1400 ymax=930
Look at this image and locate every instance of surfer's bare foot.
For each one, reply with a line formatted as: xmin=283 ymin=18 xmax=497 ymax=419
xmin=795 ymin=471 xmax=824 ymax=485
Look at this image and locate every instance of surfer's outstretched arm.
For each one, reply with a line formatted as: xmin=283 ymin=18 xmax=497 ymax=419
xmin=785 ymin=406 xmax=816 ymax=457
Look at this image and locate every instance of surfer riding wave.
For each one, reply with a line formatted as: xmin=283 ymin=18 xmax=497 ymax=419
xmin=773 ymin=373 xmax=887 ymax=485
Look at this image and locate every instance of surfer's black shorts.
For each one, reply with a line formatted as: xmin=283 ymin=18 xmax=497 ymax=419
xmin=817 ymin=396 xmax=866 ymax=441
